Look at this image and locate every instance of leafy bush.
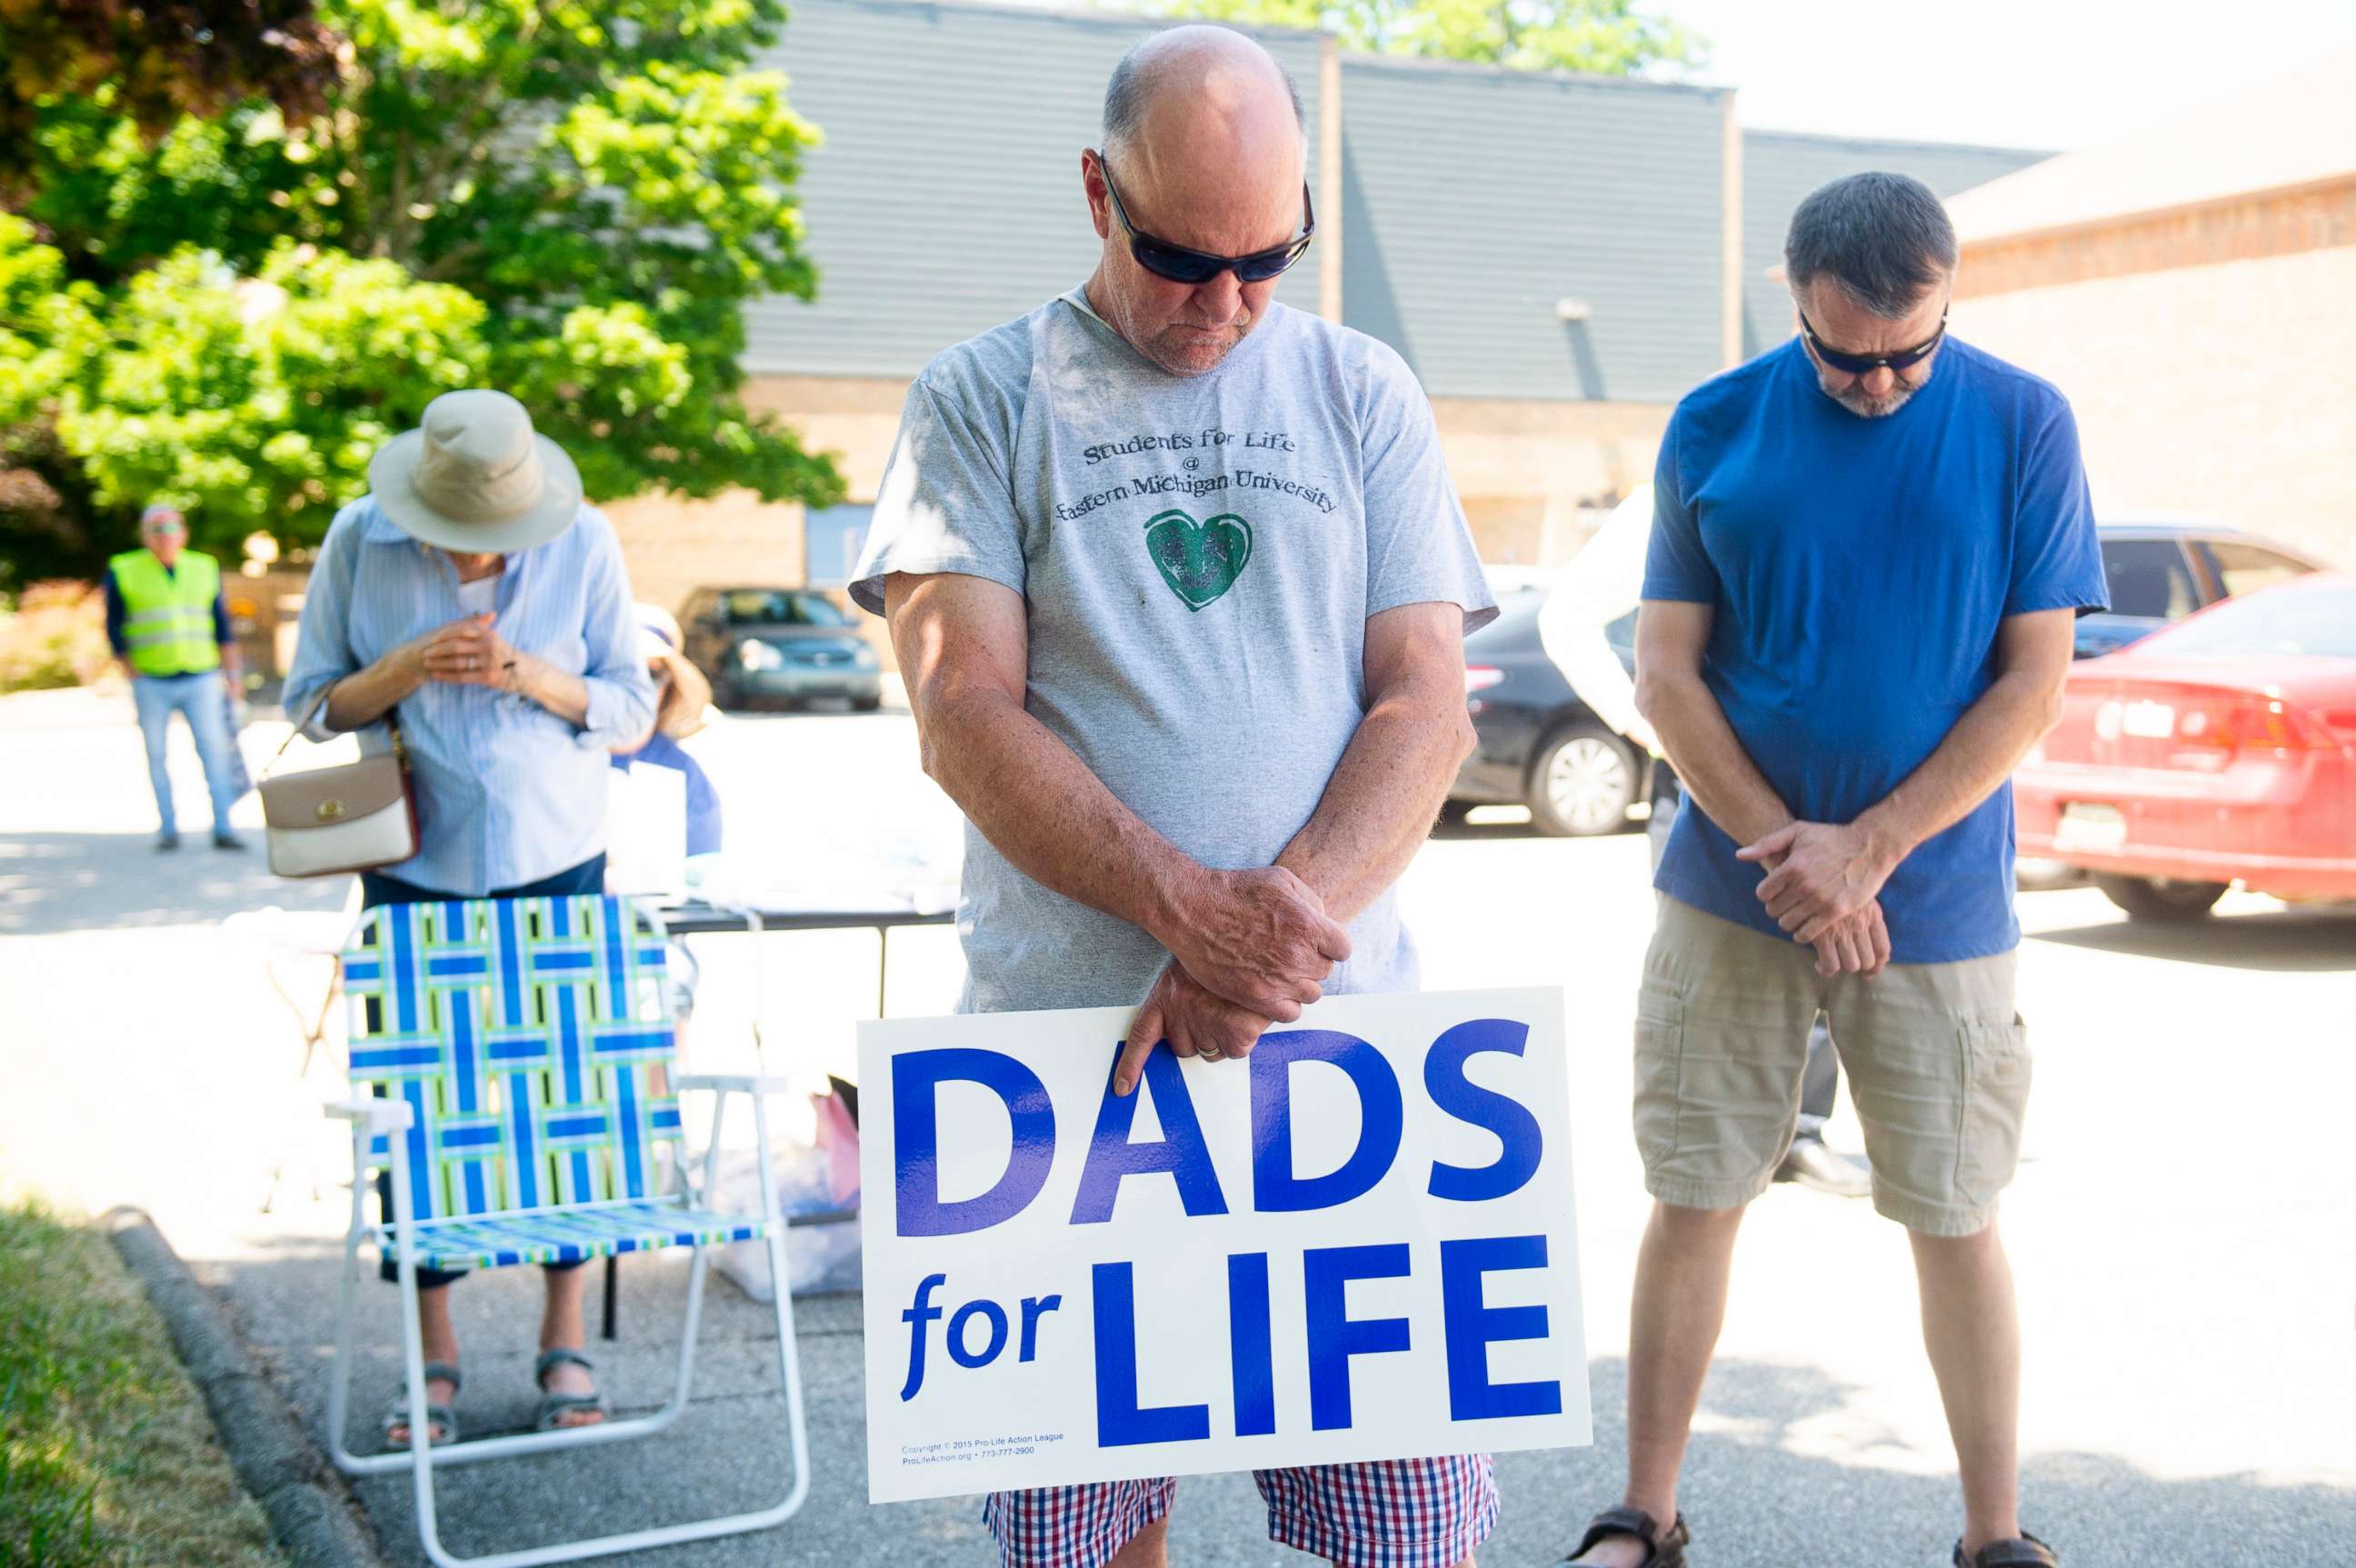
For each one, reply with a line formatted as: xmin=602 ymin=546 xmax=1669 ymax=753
xmin=0 ymin=580 xmax=110 ymax=693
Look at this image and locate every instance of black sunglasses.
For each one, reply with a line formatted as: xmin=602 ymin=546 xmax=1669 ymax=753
xmin=1093 ymin=148 xmax=1313 ymax=286
xmin=1799 ymin=308 xmax=1948 ymax=376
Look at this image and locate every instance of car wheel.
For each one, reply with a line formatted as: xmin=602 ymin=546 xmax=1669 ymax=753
xmin=713 ymin=674 xmax=744 ymax=712
xmin=853 ymin=695 xmax=884 ymax=713
xmin=1528 ymin=724 xmax=1637 ymax=837
xmin=2094 ymin=874 xmax=2229 ymax=922
xmin=1436 ymin=799 xmax=1474 ymax=826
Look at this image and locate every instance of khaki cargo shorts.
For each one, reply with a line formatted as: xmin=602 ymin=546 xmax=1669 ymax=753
xmin=1634 ymin=895 xmax=2031 ymax=1236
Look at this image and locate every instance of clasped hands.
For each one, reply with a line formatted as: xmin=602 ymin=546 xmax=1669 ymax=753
xmin=1736 ymin=818 xmax=1900 ymax=980
xmin=1116 ymin=865 xmax=1351 ymax=1096
xmin=402 ymin=613 xmax=522 ymax=692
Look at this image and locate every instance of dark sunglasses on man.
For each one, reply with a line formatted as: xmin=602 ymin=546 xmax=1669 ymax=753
xmin=1093 ymin=148 xmax=1314 ymax=286
xmin=1798 ymin=307 xmax=1947 ymax=376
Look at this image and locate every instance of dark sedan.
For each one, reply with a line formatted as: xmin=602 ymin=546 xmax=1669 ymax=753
xmin=679 ymin=587 xmax=884 ymax=712
xmin=1447 ymin=587 xmax=1648 ymax=836
xmin=2074 ymin=521 xmax=2321 ymax=658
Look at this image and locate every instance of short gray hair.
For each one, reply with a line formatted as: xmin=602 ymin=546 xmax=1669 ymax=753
xmin=1103 ymin=29 xmax=1305 ymax=153
xmin=1784 ymin=172 xmax=1957 ymax=319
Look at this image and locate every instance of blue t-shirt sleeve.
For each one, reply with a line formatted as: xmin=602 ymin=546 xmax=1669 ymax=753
xmin=1641 ymin=413 xmax=1717 ymax=604
xmin=2005 ymin=398 xmax=2109 ymax=617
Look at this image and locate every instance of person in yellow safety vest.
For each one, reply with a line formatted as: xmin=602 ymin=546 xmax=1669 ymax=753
xmin=105 ymin=504 xmax=247 ymax=850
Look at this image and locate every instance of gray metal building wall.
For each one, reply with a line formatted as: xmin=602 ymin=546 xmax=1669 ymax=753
xmin=1741 ymin=132 xmax=2048 ymax=359
xmin=1340 ymin=58 xmax=1728 ymax=404
xmin=744 ymin=2 xmax=2053 ymax=400
xmin=744 ymin=0 xmax=1324 ymax=377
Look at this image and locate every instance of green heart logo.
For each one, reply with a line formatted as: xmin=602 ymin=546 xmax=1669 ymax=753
xmin=1143 ymin=508 xmax=1253 ymax=612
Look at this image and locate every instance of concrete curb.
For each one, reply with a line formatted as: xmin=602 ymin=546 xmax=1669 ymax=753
xmin=105 ymin=1207 xmax=387 ymax=1568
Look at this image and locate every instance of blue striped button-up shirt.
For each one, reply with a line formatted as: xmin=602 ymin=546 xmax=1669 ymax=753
xmin=282 ymin=496 xmax=656 ymax=895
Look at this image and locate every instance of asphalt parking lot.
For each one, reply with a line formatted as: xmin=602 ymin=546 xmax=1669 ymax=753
xmin=2 ymin=695 xmax=2351 ymax=1565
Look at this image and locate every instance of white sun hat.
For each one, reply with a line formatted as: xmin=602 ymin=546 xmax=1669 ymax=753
xmin=367 ymin=389 xmax=584 ymax=554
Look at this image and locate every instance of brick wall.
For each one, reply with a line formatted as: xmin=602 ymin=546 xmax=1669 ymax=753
xmin=601 ymin=377 xmax=909 ymax=664
xmin=1952 ymin=237 xmax=2356 ymax=566
xmin=1955 ymin=178 xmax=2356 ymax=299
xmin=599 ymin=376 xmax=1677 ymax=667
xmin=602 ymin=488 xmax=810 ymax=624
xmin=1431 ymin=395 xmax=1668 ymax=564
xmin=256 ymin=374 xmax=1664 ymax=680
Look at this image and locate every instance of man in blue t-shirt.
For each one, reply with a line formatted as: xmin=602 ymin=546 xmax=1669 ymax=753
xmin=1554 ymin=175 xmax=2105 ymax=1568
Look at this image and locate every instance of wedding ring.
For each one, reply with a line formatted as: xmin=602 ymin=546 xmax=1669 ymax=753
xmin=1197 ymin=1044 xmax=1224 ymax=1061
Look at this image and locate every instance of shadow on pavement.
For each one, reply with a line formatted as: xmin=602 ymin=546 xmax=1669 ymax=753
xmin=2029 ymin=907 xmax=2356 ymax=973
xmin=197 ymin=1234 xmax=2353 ymax=1568
xmin=0 ymin=831 xmax=350 ymax=936
xmin=1487 ymin=1358 xmax=2351 ymax=1568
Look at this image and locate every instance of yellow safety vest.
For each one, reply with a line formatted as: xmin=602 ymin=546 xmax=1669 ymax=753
xmin=111 ymin=548 xmax=223 ymax=676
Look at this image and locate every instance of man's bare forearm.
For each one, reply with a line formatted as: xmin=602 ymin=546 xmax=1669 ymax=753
xmin=1736 ymin=610 xmax=2074 ymax=946
xmin=1277 ymin=670 xmax=1472 ymax=924
xmin=1637 ymin=667 xmax=1792 ymax=845
xmin=887 ymin=571 xmax=1348 ymax=1024
xmin=1855 ymin=665 xmax=2065 ymax=868
xmin=913 ymin=682 xmax=1201 ymax=943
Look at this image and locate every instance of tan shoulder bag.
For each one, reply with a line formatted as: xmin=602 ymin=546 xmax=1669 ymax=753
xmin=259 ymin=688 xmax=420 ymax=878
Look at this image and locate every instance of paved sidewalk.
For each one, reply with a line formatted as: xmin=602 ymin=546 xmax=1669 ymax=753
xmin=211 ymin=1245 xmax=2356 ymax=1567
xmin=5 ymin=693 xmax=2353 ymax=1566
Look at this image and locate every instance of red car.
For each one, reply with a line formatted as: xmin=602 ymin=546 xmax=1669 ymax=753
xmin=2016 ymin=572 xmax=2356 ymax=921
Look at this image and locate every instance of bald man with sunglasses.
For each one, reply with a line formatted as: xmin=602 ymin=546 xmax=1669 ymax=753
xmin=852 ymin=24 xmax=1499 ymax=1568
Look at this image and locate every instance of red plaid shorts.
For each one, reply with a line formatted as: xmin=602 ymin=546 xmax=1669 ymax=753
xmin=982 ymin=1454 xmax=1498 ymax=1568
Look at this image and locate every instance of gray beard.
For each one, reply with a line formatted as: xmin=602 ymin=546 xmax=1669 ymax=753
xmin=1831 ymin=381 xmax=1915 ymax=418
xmin=1814 ymin=355 xmax=1933 ymax=419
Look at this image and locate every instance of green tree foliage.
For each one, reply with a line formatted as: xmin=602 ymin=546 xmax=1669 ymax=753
xmin=1 ymin=215 xmax=482 ymax=564
xmin=3 ymin=0 xmax=842 ymax=578
xmin=57 ymin=243 xmax=487 ymax=548
xmin=0 ymin=215 xmax=99 ymax=438
xmin=0 ymin=0 xmax=339 ymax=205
xmin=0 ymin=214 xmax=103 ymax=582
xmin=1159 ymin=0 xmax=1702 ymax=75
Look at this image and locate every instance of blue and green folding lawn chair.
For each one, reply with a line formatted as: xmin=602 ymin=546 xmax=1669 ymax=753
xmin=324 ymin=894 xmax=810 ymax=1567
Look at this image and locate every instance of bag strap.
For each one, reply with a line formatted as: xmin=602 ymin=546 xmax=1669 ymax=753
xmin=261 ymin=682 xmax=405 ymax=783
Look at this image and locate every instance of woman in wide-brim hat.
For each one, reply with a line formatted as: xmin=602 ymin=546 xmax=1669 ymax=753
xmin=280 ymin=389 xmax=657 ymax=1449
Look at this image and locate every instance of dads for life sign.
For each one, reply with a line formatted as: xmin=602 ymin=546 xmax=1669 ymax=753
xmin=857 ymin=988 xmax=1589 ymax=1503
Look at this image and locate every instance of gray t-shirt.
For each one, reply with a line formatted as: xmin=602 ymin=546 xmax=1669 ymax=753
xmin=852 ymin=290 xmax=1495 ymax=1014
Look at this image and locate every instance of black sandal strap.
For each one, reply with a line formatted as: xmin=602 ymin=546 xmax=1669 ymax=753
xmin=1956 ymin=1533 xmax=2057 ymax=1568
xmin=1562 ymin=1507 xmax=1687 ymax=1566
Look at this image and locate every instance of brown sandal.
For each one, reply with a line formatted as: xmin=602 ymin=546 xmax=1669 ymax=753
xmin=1555 ymin=1506 xmax=1690 ymax=1567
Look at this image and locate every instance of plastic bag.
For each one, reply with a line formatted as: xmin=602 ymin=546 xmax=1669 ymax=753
xmin=711 ymin=1092 xmax=862 ymax=1301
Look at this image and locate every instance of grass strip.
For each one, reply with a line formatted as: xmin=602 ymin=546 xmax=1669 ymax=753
xmin=0 ymin=1198 xmax=281 ymax=1567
